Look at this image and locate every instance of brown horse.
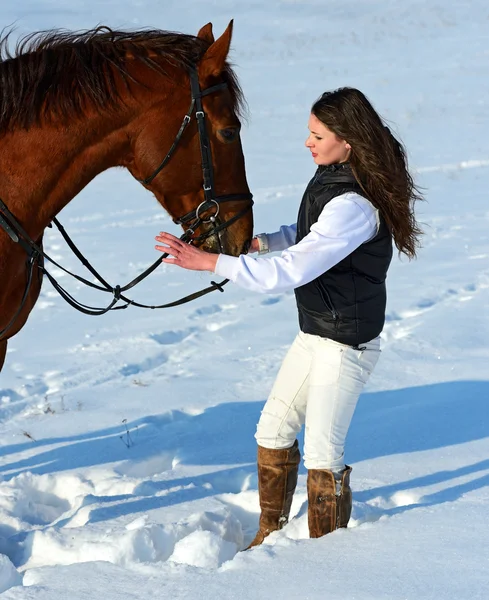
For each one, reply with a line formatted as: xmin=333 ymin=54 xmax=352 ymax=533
xmin=0 ymin=22 xmax=253 ymax=373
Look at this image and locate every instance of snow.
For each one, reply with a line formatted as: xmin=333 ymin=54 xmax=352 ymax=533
xmin=1 ymin=0 xmax=489 ymax=598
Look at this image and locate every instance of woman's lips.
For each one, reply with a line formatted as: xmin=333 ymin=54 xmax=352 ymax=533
xmin=311 ymin=152 xmax=318 ymax=157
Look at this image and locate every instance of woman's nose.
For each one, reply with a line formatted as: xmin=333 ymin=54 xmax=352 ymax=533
xmin=305 ymin=136 xmax=313 ymax=148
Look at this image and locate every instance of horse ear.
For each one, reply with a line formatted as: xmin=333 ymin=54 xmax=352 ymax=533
xmin=197 ymin=23 xmax=214 ymax=44
xmin=198 ymin=20 xmax=233 ymax=81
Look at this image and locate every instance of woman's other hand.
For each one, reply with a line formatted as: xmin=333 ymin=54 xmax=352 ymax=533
xmin=155 ymin=232 xmax=219 ymax=272
xmin=249 ymin=236 xmax=260 ymax=253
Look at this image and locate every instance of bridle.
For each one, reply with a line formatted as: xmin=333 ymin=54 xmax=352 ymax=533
xmin=135 ymin=68 xmax=253 ymax=251
xmin=0 ymin=67 xmax=253 ymax=339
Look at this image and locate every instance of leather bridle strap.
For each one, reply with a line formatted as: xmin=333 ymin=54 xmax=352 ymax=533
xmin=135 ymin=70 xmax=227 ymax=187
xmin=0 ymin=198 xmax=230 ymax=331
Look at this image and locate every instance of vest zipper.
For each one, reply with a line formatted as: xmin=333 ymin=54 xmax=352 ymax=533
xmin=315 ymin=281 xmax=338 ymax=321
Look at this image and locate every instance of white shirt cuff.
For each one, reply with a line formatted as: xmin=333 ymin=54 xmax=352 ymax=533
xmin=215 ymin=254 xmax=240 ymax=281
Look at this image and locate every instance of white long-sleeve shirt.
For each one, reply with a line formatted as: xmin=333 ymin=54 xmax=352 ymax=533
xmin=214 ymin=192 xmax=379 ymax=294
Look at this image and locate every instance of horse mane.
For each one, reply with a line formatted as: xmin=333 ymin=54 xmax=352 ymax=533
xmin=0 ymin=26 xmax=245 ymax=133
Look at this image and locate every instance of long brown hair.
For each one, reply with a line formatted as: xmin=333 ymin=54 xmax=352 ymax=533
xmin=312 ymin=87 xmax=423 ymax=258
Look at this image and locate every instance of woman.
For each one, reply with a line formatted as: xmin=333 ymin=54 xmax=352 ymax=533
xmin=155 ymin=87 xmax=422 ymax=546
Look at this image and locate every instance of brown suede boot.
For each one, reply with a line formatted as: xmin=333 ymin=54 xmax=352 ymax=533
xmin=247 ymin=440 xmax=300 ymax=549
xmin=307 ymin=466 xmax=352 ymax=538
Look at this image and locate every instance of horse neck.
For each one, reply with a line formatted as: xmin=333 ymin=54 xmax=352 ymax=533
xmin=0 ymin=108 xmax=133 ymax=240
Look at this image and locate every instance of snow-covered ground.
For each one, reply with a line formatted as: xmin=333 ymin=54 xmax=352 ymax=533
xmin=1 ymin=1 xmax=489 ymax=598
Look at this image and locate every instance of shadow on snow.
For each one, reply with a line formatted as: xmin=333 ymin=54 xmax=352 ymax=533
xmin=0 ymin=379 xmax=487 ymax=522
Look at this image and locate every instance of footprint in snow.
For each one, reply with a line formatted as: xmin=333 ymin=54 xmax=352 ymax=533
xmin=189 ymin=304 xmax=222 ymax=319
xmin=261 ymin=296 xmax=282 ymax=306
xmin=120 ymin=352 xmax=168 ymax=376
xmin=0 ymin=389 xmax=22 ymax=403
xmin=150 ymin=328 xmax=197 ymax=345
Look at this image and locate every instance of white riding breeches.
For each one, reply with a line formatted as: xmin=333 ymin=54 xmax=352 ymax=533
xmin=255 ymin=331 xmax=381 ymax=472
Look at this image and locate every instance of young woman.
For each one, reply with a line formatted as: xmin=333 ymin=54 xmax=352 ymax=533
xmin=155 ymin=87 xmax=423 ymax=546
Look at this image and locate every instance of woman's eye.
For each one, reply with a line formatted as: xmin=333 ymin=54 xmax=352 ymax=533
xmin=315 ymin=136 xmax=322 ymax=141
xmin=218 ymin=128 xmax=239 ymax=143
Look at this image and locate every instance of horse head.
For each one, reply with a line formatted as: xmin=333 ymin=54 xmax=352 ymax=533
xmin=123 ymin=21 xmax=253 ymax=257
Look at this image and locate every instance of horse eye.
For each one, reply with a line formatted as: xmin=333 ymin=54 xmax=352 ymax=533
xmin=218 ymin=128 xmax=239 ymax=143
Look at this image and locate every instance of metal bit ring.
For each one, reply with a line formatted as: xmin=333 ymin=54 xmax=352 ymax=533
xmin=195 ymin=199 xmax=220 ymax=223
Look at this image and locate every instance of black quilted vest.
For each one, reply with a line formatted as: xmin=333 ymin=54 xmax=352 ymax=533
xmin=294 ymin=163 xmax=393 ymax=346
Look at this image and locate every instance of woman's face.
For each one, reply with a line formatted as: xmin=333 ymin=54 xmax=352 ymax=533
xmin=305 ymin=114 xmax=351 ymax=165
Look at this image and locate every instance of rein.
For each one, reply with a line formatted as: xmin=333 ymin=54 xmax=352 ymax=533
xmin=0 ymin=68 xmax=253 ymax=339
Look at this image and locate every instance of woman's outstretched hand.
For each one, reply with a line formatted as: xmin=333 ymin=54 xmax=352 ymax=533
xmin=155 ymin=232 xmax=219 ymax=272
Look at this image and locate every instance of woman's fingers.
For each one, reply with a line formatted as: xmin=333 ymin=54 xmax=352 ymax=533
xmin=155 ymin=232 xmax=181 ymax=250
xmin=154 ymin=231 xmax=218 ymax=272
xmin=155 ymin=232 xmax=183 ymax=257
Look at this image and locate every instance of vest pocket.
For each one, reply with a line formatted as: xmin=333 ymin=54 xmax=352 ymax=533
xmin=314 ymin=280 xmax=338 ymax=324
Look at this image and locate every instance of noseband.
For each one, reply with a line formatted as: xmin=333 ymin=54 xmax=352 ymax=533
xmin=0 ymin=68 xmax=254 ymax=337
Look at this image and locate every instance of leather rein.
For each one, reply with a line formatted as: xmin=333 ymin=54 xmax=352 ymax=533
xmin=0 ymin=68 xmax=253 ymax=339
